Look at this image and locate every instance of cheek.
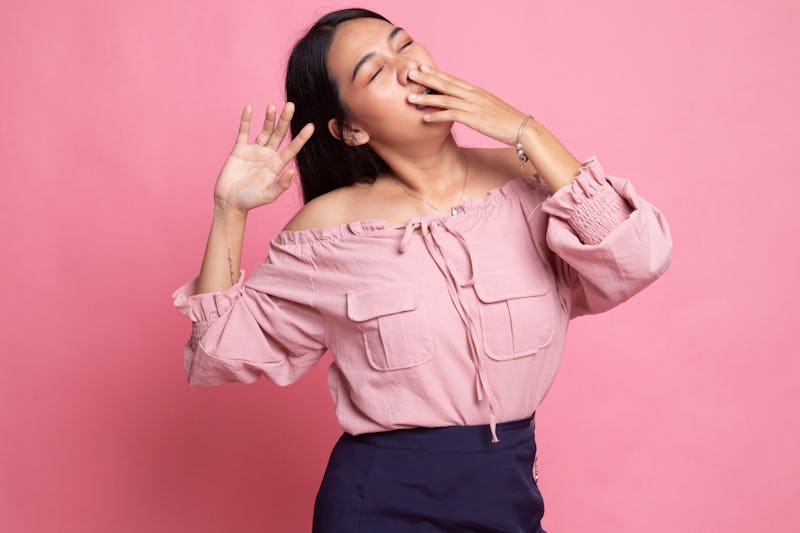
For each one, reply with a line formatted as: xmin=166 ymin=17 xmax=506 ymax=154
xmin=352 ymin=89 xmax=406 ymax=122
xmin=345 ymin=92 xmax=386 ymax=124
xmin=356 ymin=97 xmax=423 ymax=141
xmin=360 ymin=104 xmax=402 ymax=134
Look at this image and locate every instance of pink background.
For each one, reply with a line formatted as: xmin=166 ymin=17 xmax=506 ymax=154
xmin=2 ymin=0 xmax=798 ymax=531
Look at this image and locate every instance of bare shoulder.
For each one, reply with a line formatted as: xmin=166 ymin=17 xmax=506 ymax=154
xmin=280 ymin=185 xmax=359 ymax=232
xmin=279 ymin=148 xmax=538 ymax=233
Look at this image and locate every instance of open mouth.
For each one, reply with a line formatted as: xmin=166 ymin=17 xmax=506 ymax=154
xmin=415 ymin=87 xmax=440 ymax=110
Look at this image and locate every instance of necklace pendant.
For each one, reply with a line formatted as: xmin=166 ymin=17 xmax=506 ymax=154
xmin=450 ymin=206 xmax=458 ymax=216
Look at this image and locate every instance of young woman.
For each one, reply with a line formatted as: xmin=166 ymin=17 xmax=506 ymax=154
xmin=171 ymin=7 xmax=673 ymax=532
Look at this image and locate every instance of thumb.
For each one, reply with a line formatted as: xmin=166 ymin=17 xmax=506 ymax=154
xmin=276 ymin=167 xmax=296 ymax=190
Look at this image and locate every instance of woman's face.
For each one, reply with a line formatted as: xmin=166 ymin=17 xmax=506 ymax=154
xmin=325 ymin=17 xmax=448 ymax=148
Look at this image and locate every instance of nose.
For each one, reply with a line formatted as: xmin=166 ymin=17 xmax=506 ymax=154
xmin=398 ymin=58 xmax=421 ymax=86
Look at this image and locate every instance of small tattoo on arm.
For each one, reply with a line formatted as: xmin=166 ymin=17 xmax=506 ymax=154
xmin=227 ymin=248 xmax=235 ymax=285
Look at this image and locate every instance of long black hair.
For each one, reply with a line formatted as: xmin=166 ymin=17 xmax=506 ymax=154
xmin=285 ymin=8 xmax=393 ymax=204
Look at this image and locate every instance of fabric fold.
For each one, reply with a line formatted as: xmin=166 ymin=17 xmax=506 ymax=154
xmin=171 ymin=268 xmax=246 ymax=323
xmin=541 ymin=155 xmax=634 ymax=245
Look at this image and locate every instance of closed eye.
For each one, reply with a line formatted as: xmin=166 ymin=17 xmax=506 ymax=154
xmin=368 ymin=40 xmax=415 ymax=83
xmin=368 ymin=67 xmax=383 ymax=82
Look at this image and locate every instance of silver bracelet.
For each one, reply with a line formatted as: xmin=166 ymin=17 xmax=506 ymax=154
xmin=515 ymin=114 xmax=533 ymax=170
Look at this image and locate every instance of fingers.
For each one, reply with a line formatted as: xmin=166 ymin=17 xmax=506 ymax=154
xmin=425 ymin=65 xmax=475 ymax=91
xmin=408 ymin=90 xmax=467 ymax=112
xmin=278 ymin=122 xmax=315 ymax=166
xmin=409 ymin=64 xmax=474 ymax=94
xmin=406 ymin=66 xmax=473 ymax=113
xmin=237 ymin=102 xmax=314 ymax=170
xmin=253 ymin=104 xmax=276 ymax=145
xmin=265 ymin=102 xmax=295 ymax=151
xmin=420 ymin=108 xmax=461 ymax=124
xmin=236 ymin=104 xmax=254 ymax=145
xmin=274 ymin=166 xmax=296 ymax=191
xmin=248 ymin=102 xmax=297 ymax=151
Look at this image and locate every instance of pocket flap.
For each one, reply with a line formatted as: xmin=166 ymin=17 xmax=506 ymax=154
xmin=473 ymin=265 xmax=550 ymax=303
xmin=347 ymin=281 xmax=419 ymax=321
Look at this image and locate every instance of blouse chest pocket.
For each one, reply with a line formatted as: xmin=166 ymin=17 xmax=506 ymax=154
xmin=346 ymin=281 xmax=436 ymax=371
xmin=471 ymin=264 xmax=557 ymax=361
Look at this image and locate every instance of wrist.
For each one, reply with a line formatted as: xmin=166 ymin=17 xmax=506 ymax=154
xmin=519 ymin=117 xmax=543 ymax=150
xmin=513 ymin=114 xmax=542 ymax=164
xmin=213 ymin=199 xmax=248 ymax=222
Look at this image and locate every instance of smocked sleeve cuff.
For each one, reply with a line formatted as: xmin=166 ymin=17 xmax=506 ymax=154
xmin=541 ymin=155 xmax=634 ymax=245
xmin=171 ymin=268 xmax=247 ymax=323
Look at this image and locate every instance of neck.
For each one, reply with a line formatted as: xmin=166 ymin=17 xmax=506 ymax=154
xmin=372 ymin=133 xmax=466 ymax=200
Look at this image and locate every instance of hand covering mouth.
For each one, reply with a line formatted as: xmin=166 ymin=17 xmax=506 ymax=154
xmin=414 ymin=86 xmax=440 ymax=110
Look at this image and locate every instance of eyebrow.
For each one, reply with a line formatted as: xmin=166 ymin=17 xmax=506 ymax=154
xmin=351 ymin=26 xmax=406 ymax=83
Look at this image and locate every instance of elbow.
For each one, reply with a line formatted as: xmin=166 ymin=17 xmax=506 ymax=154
xmin=184 ymin=349 xmax=260 ymax=387
xmin=625 ymin=232 xmax=673 ymax=299
xmin=649 ymin=202 xmax=674 ymax=278
xmin=602 ymin=232 xmax=673 ymax=307
xmin=185 ymin=363 xmax=239 ymax=387
xmin=647 ymin=217 xmax=674 ymax=281
xmin=654 ymin=241 xmax=673 ymax=278
xmin=631 ymin=204 xmax=674 ymax=290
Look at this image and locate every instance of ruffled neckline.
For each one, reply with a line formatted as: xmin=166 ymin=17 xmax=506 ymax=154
xmin=272 ymin=173 xmax=545 ymax=246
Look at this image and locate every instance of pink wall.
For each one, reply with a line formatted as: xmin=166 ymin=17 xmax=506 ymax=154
xmin=2 ymin=0 xmax=798 ymax=531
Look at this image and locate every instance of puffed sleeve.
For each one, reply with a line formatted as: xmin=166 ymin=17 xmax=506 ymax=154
xmin=170 ymin=239 xmax=327 ymax=387
xmin=531 ymin=155 xmax=673 ymax=318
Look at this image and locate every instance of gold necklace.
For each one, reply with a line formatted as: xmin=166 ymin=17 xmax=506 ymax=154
xmin=391 ymin=149 xmax=468 ymax=216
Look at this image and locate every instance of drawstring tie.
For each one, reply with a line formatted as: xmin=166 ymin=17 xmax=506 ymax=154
xmin=398 ymin=215 xmax=501 ymax=443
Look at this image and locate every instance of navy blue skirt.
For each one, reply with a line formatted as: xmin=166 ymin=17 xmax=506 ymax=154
xmin=312 ymin=412 xmax=546 ymax=533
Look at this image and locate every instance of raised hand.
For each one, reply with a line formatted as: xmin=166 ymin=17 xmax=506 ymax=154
xmin=406 ymin=65 xmax=528 ymax=147
xmin=213 ymin=102 xmax=314 ymax=214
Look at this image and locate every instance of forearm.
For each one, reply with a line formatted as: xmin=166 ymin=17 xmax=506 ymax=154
xmin=195 ymin=203 xmax=247 ymax=294
xmin=520 ymin=118 xmax=583 ymax=194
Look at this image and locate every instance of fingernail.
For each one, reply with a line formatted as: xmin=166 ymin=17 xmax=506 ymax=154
xmin=409 ymin=69 xmax=419 ymax=78
xmin=420 ymin=65 xmax=430 ymax=72
xmin=408 ymin=94 xmax=418 ymax=101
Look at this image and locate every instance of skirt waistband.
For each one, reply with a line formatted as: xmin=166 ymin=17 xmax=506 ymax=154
xmin=341 ymin=412 xmax=536 ymax=452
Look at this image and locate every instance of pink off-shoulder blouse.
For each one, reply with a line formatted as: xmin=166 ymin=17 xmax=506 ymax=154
xmin=171 ymin=155 xmax=673 ymax=443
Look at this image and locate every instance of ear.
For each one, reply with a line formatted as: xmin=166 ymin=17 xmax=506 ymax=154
xmin=327 ymin=118 xmax=370 ymax=146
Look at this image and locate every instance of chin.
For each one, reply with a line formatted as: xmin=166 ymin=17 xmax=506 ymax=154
xmin=418 ymin=116 xmax=455 ymax=132
xmin=408 ymin=119 xmax=454 ymax=146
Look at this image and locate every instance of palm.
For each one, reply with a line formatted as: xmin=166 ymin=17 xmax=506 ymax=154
xmin=214 ymin=102 xmax=314 ymax=213
xmin=218 ymin=144 xmax=288 ymax=210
